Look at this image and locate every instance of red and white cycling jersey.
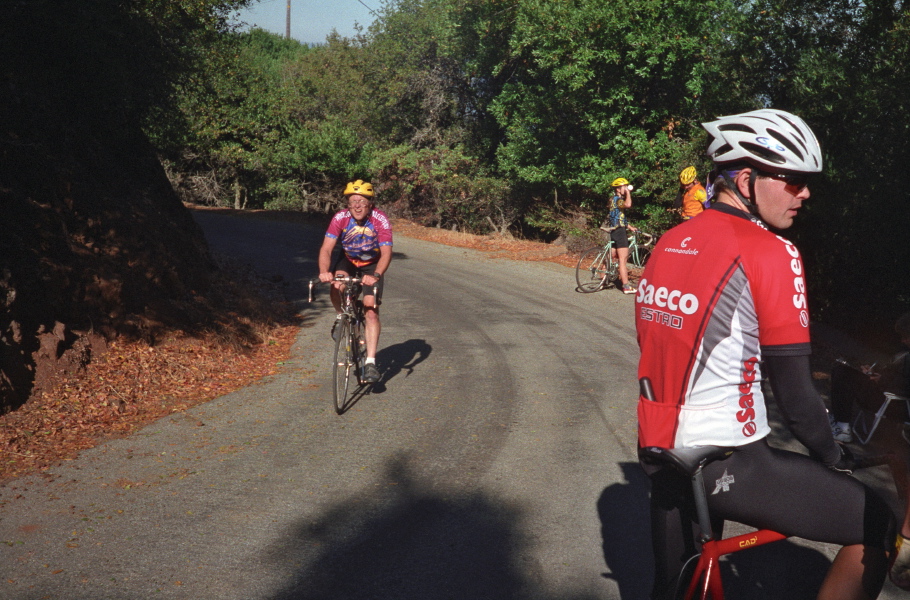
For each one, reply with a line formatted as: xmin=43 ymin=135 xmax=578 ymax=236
xmin=635 ymin=204 xmax=811 ymax=449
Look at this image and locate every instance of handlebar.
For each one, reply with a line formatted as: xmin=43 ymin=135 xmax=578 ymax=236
xmin=308 ymin=275 xmax=364 ymax=303
xmin=633 ymin=231 xmax=654 ymax=246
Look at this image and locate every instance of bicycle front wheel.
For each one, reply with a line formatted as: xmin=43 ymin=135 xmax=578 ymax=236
xmin=576 ymin=247 xmax=614 ymax=292
xmin=631 ymin=245 xmax=653 ymax=269
xmin=332 ymin=316 xmax=356 ymax=414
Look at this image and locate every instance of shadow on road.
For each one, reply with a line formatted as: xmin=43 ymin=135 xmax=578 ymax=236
xmin=598 ymin=462 xmax=654 ymax=599
xmin=266 ymin=454 xmax=604 ymax=600
xmin=370 ymin=339 xmax=433 ymax=394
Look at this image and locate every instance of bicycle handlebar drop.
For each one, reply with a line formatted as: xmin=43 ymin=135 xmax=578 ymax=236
xmin=308 ymin=276 xmax=365 ymax=303
xmin=635 ymin=232 xmax=654 ymax=246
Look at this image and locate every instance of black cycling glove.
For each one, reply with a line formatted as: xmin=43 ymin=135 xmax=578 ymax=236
xmin=829 ymin=443 xmax=856 ymax=475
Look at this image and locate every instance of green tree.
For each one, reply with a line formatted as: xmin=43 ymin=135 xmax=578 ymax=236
xmin=723 ymin=0 xmax=910 ymax=333
xmin=160 ymin=29 xmax=375 ymax=211
xmin=486 ymin=0 xmax=731 ymax=193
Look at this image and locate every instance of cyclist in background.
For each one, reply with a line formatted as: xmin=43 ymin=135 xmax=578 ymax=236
xmin=636 ymin=109 xmax=895 ymax=600
xmin=318 ymin=180 xmax=393 ymax=384
xmin=675 ymin=166 xmax=707 ymax=220
xmin=606 ymin=177 xmax=636 ymax=294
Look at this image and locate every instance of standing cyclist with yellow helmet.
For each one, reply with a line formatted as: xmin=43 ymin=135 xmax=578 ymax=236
xmin=606 ymin=177 xmax=637 ymax=294
xmin=676 ymin=166 xmax=708 ymax=220
xmin=318 ymin=180 xmax=393 ymax=383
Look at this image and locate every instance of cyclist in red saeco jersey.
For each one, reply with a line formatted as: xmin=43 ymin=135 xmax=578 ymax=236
xmin=318 ymin=180 xmax=393 ymax=383
xmin=636 ymin=109 xmax=895 ymax=600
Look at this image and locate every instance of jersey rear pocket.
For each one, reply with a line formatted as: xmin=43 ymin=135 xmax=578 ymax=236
xmin=637 ymin=397 xmax=680 ymax=448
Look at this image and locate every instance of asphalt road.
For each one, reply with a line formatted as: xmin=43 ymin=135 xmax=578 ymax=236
xmin=0 ymin=210 xmax=905 ymax=599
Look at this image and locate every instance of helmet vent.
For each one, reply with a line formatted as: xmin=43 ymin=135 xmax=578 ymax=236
xmin=718 ymin=123 xmax=757 ymax=134
xmin=741 ymin=142 xmax=786 ymax=165
xmin=712 ymin=143 xmax=733 ymax=157
xmin=768 ymin=129 xmax=805 ymax=161
xmin=777 ymin=113 xmax=809 ymax=143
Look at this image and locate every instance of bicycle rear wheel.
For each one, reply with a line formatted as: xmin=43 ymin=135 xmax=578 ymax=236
xmin=576 ymin=247 xmax=614 ymax=292
xmin=332 ymin=316 xmax=357 ymax=414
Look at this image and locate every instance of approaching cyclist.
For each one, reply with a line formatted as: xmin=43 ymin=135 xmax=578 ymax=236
xmin=318 ymin=180 xmax=392 ymax=384
xmin=675 ymin=166 xmax=707 ymax=220
xmin=636 ymin=109 xmax=895 ymax=600
xmin=606 ymin=177 xmax=637 ymax=294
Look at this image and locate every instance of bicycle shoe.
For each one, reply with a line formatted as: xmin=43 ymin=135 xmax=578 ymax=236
xmin=330 ymin=315 xmax=343 ymax=341
xmin=361 ymin=362 xmax=381 ymax=383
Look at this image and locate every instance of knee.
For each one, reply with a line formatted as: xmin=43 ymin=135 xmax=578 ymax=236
xmin=363 ymin=304 xmax=380 ymax=323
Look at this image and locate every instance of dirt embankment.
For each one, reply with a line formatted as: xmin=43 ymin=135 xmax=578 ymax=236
xmin=0 ymin=144 xmax=298 ymax=480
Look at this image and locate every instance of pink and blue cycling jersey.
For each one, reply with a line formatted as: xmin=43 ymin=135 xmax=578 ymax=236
xmin=325 ymin=209 xmax=393 ymax=268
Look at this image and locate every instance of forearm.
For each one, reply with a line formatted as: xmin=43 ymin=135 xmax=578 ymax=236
xmin=765 ymin=353 xmax=841 ymax=466
xmin=374 ymin=247 xmax=392 ymax=276
xmin=318 ymin=246 xmax=333 ymax=274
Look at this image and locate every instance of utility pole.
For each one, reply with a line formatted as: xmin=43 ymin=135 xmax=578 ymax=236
xmin=285 ymin=0 xmax=291 ymax=39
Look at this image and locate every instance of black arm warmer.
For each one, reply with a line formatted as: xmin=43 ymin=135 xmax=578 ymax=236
xmin=764 ymin=354 xmax=841 ymax=466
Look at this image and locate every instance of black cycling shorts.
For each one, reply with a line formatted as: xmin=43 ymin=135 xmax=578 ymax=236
xmin=331 ymin=255 xmax=384 ymax=304
xmin=645 ymin=438 xmax=895 ymax=596
xmin=610 ymin=226 xmax=630 ymax=249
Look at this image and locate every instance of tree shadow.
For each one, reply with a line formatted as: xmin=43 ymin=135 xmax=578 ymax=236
xmin=265 ymin=454 xmax=601 ymax=600
xmin=370 ymin=339 xmax=433 ymax=394
xmin=192 ymin=210 xmax=324 ymax=312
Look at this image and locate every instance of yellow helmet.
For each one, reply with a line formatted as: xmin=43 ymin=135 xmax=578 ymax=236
xmin=343 ymin=179 xmax=374 ymax=197
xmin=679 ymin=166 xmax=697 ymax=185
xmin=611 ymin=177 xmax=629 ymax=187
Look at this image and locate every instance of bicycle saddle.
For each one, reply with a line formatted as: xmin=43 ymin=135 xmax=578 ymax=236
xmin=638 ymin=446 xmax=735 ymax=477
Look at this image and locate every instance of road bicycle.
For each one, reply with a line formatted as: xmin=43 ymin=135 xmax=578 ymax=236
xmin=637 ymin=376 xmax=900 ymax=600
xmin=575 ymin=228 xmax=654 ymax=293
xmin=309 ymin=275 xmax=371 ymax=414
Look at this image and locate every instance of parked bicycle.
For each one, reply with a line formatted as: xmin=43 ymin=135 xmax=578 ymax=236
xmin=309 ymin=275 xmax=371 ymax=414
xmin=575 ymin=228 xmax=654 ymax=293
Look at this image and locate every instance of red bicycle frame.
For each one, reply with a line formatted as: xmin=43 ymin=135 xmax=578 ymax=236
xmin=684 ymin=529 xmax=787 ymax=600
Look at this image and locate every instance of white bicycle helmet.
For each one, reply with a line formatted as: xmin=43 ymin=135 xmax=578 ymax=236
xmin=702 ymin=109 xmax=822 ymax=174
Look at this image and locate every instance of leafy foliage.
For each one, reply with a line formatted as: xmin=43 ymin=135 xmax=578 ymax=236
xmin=153 ymin=0 xmax=910 ymax=333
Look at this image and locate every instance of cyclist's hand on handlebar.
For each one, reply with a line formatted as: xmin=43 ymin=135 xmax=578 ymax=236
xmin=829 ymin=443 xmax=856 ymax=475
xmin=361 ymin=274 xmax=379 ymax=287
xmin=318 ymin=272 xmax=334 ymax=283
